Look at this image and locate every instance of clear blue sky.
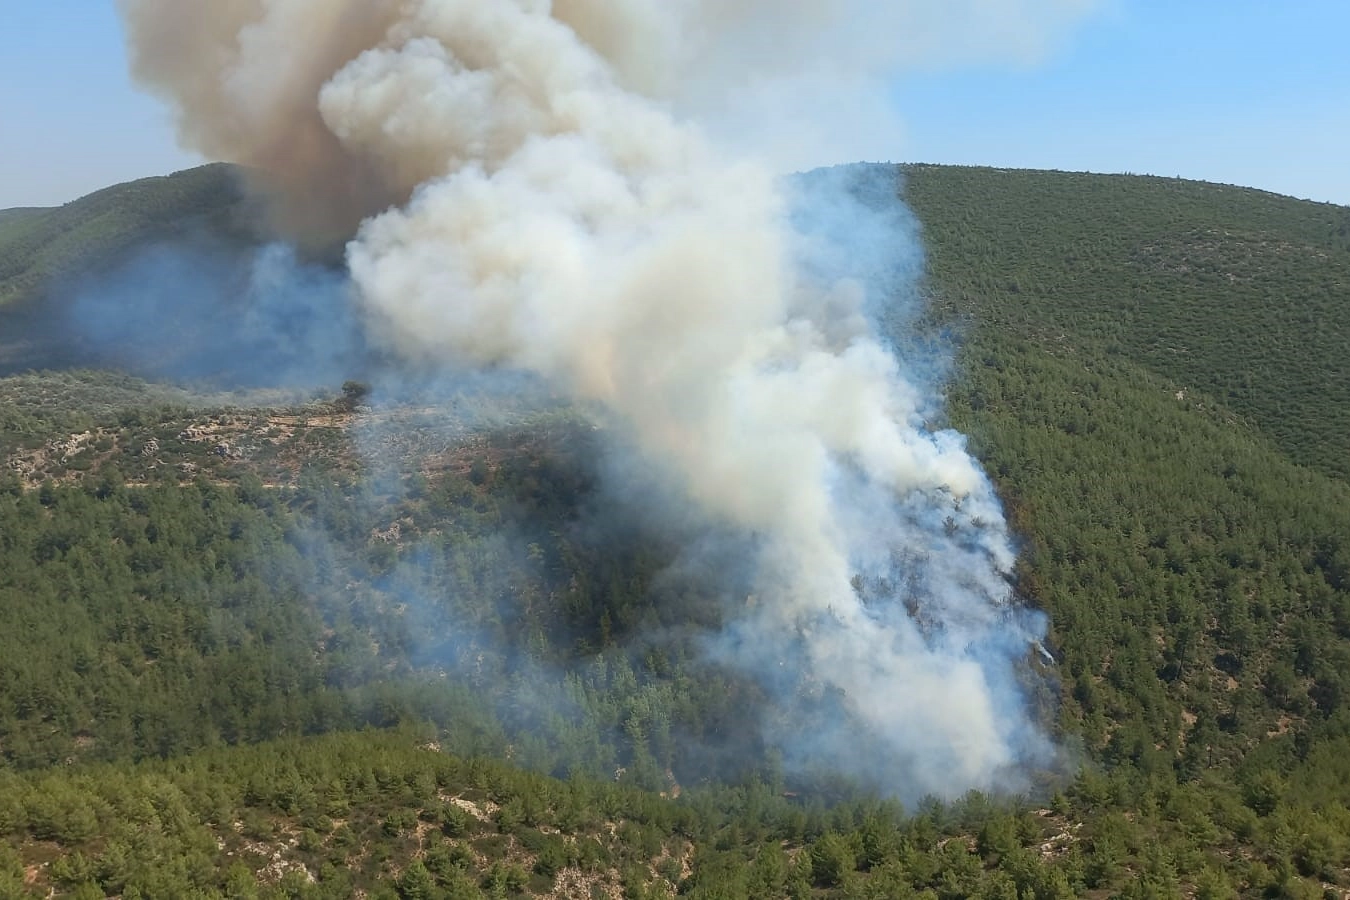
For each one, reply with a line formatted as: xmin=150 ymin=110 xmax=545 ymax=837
xmin=2 ymin=1 xmax=1347 ymax=209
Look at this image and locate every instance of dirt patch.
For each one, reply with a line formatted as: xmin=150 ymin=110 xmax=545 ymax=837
xmin=552 ymin=867 xmax=623 ymax=900
xmin=441 ymin=793 xmax=500 ymax=822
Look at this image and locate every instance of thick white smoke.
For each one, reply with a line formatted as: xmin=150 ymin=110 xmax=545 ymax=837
xmin=118 ymin=0 xmax=1090 ymax=797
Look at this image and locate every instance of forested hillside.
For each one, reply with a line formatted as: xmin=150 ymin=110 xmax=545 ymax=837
xmin=0 ymin=164 xmax=253 ymax=310
xmin=903 ymin=166 xmax=1350 ymax=480
xmin=1 ymin=165 xmax=1348 ymax=898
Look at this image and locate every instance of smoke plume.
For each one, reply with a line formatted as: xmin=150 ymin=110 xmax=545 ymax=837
xmin=119 ymin=0 xmax=1091 ymax=797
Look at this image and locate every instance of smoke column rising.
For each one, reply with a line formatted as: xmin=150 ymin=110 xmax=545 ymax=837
xmin=118 ymin=0 xmax=1089 ymax=797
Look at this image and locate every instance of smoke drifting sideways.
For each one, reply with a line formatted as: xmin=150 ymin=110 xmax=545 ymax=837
xmin=63 ymin=239 xmax=367 ymax=389
xmin=116 ymin=0 xmax=1090 ymax=799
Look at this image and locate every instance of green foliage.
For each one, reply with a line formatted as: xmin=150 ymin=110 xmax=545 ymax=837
xmin=810 ymin=832 xmax=858 ymax=887
xmin=898 ymin=163 xmax=1350 ymax=898
xmin=2 ymin=162 xmax=1349 ymax=896
xmin=903 ymin=164 xmax=1350 ymax=481
xmin=0 ymin=164 xmax=254 ymax=309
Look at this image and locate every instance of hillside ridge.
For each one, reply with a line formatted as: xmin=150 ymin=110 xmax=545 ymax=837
xmin=3 ymin=161 xmax=1350 ymax=899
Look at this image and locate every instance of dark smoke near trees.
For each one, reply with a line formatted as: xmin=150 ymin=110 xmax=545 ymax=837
xmin=112 ymin=0 xmax=1096 ymax=799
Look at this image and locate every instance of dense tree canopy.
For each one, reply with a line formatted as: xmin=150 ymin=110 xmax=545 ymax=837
xmin=1 ymin=163 xmax=1348 ymax=896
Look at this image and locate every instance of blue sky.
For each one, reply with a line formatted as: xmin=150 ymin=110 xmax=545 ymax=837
xmin=2 ymin=2 xmax=1347 ymax=209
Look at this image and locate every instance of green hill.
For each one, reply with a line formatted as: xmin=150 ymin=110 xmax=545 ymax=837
xmin=0 ymin=166 xmax=333 ymax=382
xmin=1 ymin=164 xmax=1348 ymax=898
xmin=0 ymin=164 xmax=253 ymax=310
xmin=902 ymin=165 xmax=1350 ymax=481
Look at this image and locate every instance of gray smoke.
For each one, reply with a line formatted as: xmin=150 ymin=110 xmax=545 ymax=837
xmin=65 ymin=239 xmax=365 ymax=387
xmin=118 ymin=0 xmax=1092 ymax=797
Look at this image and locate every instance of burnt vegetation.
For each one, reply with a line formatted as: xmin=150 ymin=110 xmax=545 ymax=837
xmin=1 ymin=163 xmax=1349 ymax=897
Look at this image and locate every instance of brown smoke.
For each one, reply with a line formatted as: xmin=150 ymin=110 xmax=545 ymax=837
xmin=118 ymin=0 xmax=408 ymax=243
xmin=119 ymin=0 xmax=1095 ymax=243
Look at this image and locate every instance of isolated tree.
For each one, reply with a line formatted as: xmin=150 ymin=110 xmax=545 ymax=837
xmin=336 ymin=380 xmax=371 ymax=411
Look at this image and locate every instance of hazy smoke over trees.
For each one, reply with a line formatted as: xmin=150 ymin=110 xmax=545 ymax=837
xmin=118 ymin=0 xmax=1093 ymax=797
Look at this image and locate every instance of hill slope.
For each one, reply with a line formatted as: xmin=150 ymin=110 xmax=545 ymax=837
xmin=0 ymin=166 xmax=369 ymax=386
xmin=6 ymin=163 xmax=1345 ymax=473
xmin=902 ymin=164 xmax=1350 ymax=480
xmin=2 ymin=164 xmax=1350 ymax=898
xmin=0 ymin=164 xmax=254 ymax=309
